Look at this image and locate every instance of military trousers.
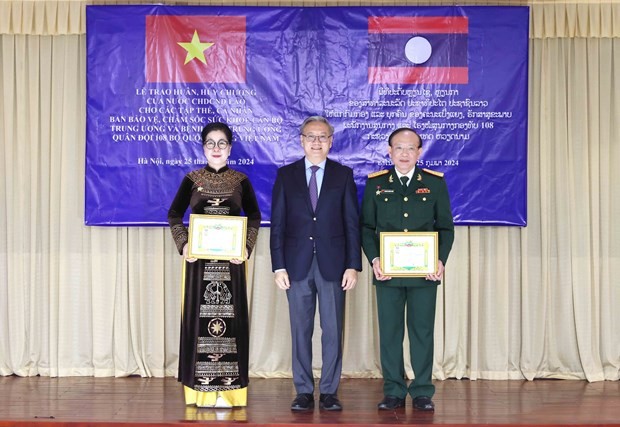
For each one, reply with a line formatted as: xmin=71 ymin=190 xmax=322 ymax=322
xmin=375 ymin=284 xmax=438 ymax=399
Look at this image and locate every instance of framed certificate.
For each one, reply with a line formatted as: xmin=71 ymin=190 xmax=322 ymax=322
xmin=380 ymin=232 xmax=438 ymax=277
xmin=187 ymin=214 xmax=247 ymax=260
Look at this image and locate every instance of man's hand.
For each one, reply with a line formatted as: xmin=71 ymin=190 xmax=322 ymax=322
xmin=230 ymin=257 xmax=245 ymax=265
xmin=183 ymin=243 xmax=198 ymax=263
xmin=341 ymin=268 xmax=358 ymax=291
xmin=372 ymin=258 xmax=392 ymax=281
xmin=426 ymin=260 xmax=445 ymax=282
xmin=274 ymin=270 xmax=291 ymax=290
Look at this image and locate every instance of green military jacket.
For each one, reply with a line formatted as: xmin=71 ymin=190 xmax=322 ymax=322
xmin=361 ymin=166 xmax=455 ymax=287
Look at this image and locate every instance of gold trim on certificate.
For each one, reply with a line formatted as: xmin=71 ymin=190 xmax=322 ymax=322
xmin=187 ymin=214 xmax=247 ymax=260
xmin=380 ymin=232 xmax=438 ymax=277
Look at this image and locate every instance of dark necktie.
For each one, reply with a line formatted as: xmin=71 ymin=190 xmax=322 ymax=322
xmin=400 ymin=175 xmax=409 ymax=189
xmin=309 ymin=165 xmax=320 ymax=211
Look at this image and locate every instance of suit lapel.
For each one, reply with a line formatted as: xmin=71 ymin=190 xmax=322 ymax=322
xmin=392 ymin=169 xmax=408 ymax=196
xmin=314 ymin=159 xmax=334 ymax=214
xmin=293 ymin=159 xmax=314 ymax=214
xmin=408 ymin=168 xmax=425 ymax=195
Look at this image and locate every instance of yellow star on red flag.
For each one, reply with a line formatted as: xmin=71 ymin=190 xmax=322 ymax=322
xmin=146 ymin=15 xmax=246 ymax=83
xmin=177 ymin=30 xmax=214 ymax=65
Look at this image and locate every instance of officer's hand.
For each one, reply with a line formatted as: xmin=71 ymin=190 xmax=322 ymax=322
xmin=426 ymin=260 xmax=445 ymax=282
xmin=341 ymin=269 xmax=358 ymax=290
xmin=372 ymin=258 xmax=391 ymax=281
xmin=274 ymin=270 xmax=291 ymax=290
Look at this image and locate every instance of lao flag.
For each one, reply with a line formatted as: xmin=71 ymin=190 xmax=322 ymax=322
xmin=368 ymin=16 xmax=468 ymax=84
xmin=145 ymin=15 xmax=246 ymax=83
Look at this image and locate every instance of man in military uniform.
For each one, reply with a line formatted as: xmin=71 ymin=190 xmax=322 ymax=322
xmin=361 ymin=127 xmax=454 ymax=411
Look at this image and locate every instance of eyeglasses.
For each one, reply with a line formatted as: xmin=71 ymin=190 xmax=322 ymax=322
xmin=392 ymin=146 xmax=420 ymax=154
xmin=302 ymin=134 xmax=332 ymax=143
xmin=204 ymin=139 xmax=230 ymax=150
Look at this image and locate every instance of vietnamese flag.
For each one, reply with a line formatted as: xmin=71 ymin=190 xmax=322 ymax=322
xmin=146 ymin=15 xmax=246 ymax=83
xmin=368 ymin=16 xmax=468 ymax=84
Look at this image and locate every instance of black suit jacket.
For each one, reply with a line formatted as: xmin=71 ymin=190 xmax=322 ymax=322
xmin=270 ymin=158 xmax=362 ymax=282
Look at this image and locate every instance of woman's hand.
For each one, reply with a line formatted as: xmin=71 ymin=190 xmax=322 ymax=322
xmin=182 ymin=243 xmax=198 ymax=263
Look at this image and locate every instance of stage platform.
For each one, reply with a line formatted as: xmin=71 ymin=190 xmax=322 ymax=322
xmin=0 ymin=376 xmax=618 ymax=427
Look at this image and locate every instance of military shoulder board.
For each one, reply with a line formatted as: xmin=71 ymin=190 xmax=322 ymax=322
xmin=367 ymin=169 xmax=390 ymax=178
xmin=422 ymin=168 xmax=444 ymax=178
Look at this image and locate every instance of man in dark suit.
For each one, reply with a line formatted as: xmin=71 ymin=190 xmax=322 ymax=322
xmin=270 ymin=116 xmax=362 ymax=412
xmin=361 ymin=127 xmax=454 ymax=412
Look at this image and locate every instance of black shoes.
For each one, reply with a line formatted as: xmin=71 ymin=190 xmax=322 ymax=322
xmin=291 ymin=392 xmax=433 ymax=411
xmin=378 ymin=395 xmax=434 ymax=411
xmin=291 ymin=393 xmax=314 ymax=411
xmin=319 ymin=393 xmax=342 ymax=411
xmin=291 ymin=393 xmax=342 ymax=411
xmin=412 ymin=396 xmax=435 ymax=411
xmin=378 ymin=395 xmax=406 ymax=410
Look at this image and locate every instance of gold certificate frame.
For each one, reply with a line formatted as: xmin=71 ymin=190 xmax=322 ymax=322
xmin=380 ymin=232 xmax=438 ymax=277
xmin=187 ymin=214 xmax=247 ymax=260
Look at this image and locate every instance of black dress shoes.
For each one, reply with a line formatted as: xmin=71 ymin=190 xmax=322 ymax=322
xmin=378 ymin=395 xmax=406 ymax=410
xmin=412 ymin=396 xmax=435 ymax=411
xmin=319 ymin=393 xmax=342 ymax=411
xmin=291 ymin=393 xmax=314 ymax=411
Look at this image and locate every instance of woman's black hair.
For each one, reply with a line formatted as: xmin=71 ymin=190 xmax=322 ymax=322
xmin=200 ymin=122 xmax=233 ymax=145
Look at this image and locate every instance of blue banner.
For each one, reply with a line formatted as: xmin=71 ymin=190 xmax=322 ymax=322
xmin=86 ymin=6 xmax=529 ymax=226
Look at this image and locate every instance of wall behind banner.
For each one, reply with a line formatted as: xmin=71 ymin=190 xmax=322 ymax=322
xmin=1 ymin=0 xmax=619 ymax=382
xmin=85 ymin=5 xmax=528 ymax=226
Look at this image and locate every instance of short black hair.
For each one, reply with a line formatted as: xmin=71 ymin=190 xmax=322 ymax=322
xmin=387 ymin=127 xmax=422 ymax=148
xmin=201 ymin=122 xmax=233 ymax=146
